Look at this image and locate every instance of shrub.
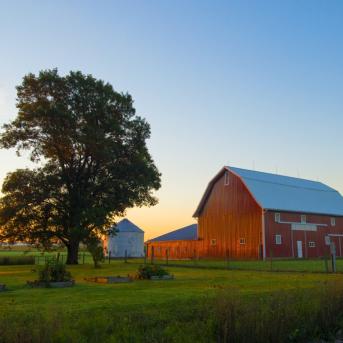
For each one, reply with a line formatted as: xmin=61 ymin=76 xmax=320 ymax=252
xmin=0 ymin=256 xmax=35 ymax=265
xmin=37 ymin=259 xmax=72 ymax=283
xmin=85 ymin=237 xmax=104 ymax=268
xmin=136 ymin=264 xmax=170 ymax=279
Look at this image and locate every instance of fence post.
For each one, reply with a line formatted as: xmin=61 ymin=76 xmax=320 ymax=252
xmin=270 ymin=249 xmax=273 ymax=271
xmin=331 ymin=242 xmax=337 ymax=273
xmin=125 ymin=249 xmax=128 ymax=263
xmin=151 ymin=246 xmax=154 ymax=264
xmin=83 ymin=253 xmax=85 ymax=264
xmin=226 ymin=249 xmax=230 ymax=270
xmin=109 ymin=251 xmax=111 ymax=264
xmin=166 ymin=248 xmax=169 ymax=265
xmin=324 ymin=253 xmax=329 ymax=273
xmin=57 ymin=252 xmax=60 ymax=262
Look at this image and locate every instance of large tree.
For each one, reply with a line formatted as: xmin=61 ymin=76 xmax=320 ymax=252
xmin=0 ymin=69 xmax=161 ymax=264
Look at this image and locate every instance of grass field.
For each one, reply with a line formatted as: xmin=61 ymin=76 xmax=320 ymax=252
xmin=1 ymin=248 xmax=343 ymax=342
xmin=1 ymin=258 xmax=343 ymax=342
xmin=1 ymin=260 xmax=341 ymax=311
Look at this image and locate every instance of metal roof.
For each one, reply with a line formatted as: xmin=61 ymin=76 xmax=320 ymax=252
xmin=112 ymin=219 xmax=144 ymax=233
xmin=194 ymin=166 xmax=343 ymax=217
xmin=148 ymin=224 xmax=198 ymax=242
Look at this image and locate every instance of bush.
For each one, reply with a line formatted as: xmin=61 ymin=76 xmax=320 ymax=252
xmin=37 ymin=259 xmax=72 ymax=283
xmin=85 ymin=237 xmax=104 ymax=268
xmin=136 ymin=264 xmax=170 ymax=279
xmin=0 ymin=256 xmax=35 ymax=265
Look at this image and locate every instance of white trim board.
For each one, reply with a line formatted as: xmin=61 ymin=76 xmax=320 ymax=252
xmin=291 ymin=223 xmax=317 ymax=231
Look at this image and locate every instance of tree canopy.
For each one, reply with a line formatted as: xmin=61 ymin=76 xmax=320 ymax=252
xmin=0 ymin=69 xmax=161 ymax=263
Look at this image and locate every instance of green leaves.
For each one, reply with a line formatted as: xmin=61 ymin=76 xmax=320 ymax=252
xmin=0 ymin=69 xmax=161 ymax=262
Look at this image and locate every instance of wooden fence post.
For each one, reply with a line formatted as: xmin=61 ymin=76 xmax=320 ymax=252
xmin=226 ymin=249 xmax=230 ymax=270
xmin=144 ymin=246 xmax=147 ymax=264
xmin=331 ymin=242 xmax=337 ymax=273
xmin=151 ymin=246 xmax=154 ymax=264
xmin=109 ymin=251 xmax=111 ymax=264
xmin=324 ymin=253 xmax=329 ymax=273
xmin=125 ymin=249 xmax=128 ymax=263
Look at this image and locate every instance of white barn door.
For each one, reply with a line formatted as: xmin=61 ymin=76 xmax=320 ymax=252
xmin=297 ymin=241 xmax=303 ymax=258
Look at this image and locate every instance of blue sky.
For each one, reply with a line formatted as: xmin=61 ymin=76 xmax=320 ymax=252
xmin=1 ymin=0 xmax=343 ymax=239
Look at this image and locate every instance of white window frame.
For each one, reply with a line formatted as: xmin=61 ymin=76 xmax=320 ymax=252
xmin=210 ymin=239 xmax=217 ymax=246
xmin=331 ymin=217 xmax=336 ymax=227
xmin=308 ymin=241 xmax=316 ymax=248
xmin=301 ymin=215 xmax=306 ymax=224
xmin=239 ymin=238 xmax=246 ymax=245
xmin=224 ymin=171 xmax=230 ymax=186
xmin=275 ymin=234 xmax=282 ymax=245
xmin=275 ymin=213 xmax=281 ymax=223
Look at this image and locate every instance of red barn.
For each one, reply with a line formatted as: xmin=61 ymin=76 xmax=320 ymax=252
xmin=146 ymin=166 xmax=343 ymax=260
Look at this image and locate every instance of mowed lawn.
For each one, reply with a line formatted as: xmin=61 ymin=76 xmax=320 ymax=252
xmin=1 ymin=260 xmax=343 ymax=314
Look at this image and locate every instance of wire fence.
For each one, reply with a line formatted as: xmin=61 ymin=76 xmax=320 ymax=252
xmin=34 ymin=252 xmax=88 ymax=265
xmin=138 ymin=248 xmax=343 ymax=274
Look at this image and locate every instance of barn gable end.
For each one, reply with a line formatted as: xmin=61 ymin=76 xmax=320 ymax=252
xmin=196 ymin=168 xmax=263 ymax=259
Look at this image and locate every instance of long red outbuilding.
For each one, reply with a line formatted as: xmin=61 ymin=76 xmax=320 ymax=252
xmin=146 ymin=166 xmax=343 ymax=260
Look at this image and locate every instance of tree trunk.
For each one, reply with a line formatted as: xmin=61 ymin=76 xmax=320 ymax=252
xmin=66 ymin=241 xmax=80 ymax=264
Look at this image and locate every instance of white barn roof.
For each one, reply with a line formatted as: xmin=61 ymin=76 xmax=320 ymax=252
xmin=194 ymin=166 xmax=343 ymax=217
xmin=113 ymin=219 xmax=144 ymax=233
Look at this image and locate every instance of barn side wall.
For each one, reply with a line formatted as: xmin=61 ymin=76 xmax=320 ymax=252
xmin=265 ymin=211 xmax=343 ymax=258
xmin=197 ymin=171 xmax=263 ymax=259
xmin=107 ymin=232 xmax=144 ymax=258
xmin=146 ymin=240 xmax=199 ymax=259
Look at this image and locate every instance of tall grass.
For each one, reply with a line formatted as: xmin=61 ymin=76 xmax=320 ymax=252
xmin=213 ymin=282 xmax=343 ymax=342
xmin=0 ymin=283 xmax=343 ymax=342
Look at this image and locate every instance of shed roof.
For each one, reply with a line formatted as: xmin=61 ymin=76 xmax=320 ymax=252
xmin=194 ymin=166 xmax=343 ymax=217
xmin=148 ymin=224 xmax=198 ymax=242
xmin=112 ymin=219 xmax=144 ymax=233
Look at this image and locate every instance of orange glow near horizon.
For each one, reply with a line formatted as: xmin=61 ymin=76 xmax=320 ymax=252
xmin=125 ymin=201 xmax=197 ymax=241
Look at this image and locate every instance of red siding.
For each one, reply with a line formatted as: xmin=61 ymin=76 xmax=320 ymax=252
xmin=146 ymin=240 xmax=199 ymax=259
xmin=197 ymin=170 xmax=262 ymax=259
xmin=265 ymin=211 xmax=343 ymax=258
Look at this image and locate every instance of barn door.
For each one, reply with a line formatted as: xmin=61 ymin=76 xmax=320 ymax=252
xmin=297 ymin=241 xmax=303 ymax=258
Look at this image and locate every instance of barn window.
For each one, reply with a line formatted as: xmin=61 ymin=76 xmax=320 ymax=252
xmin=301 ymin=215 xmax=306 ymax=224
xmin=275 ymin=234 xmax=282 ymax=245
xmin=331 ymin=218 xmax=336 ymax=226
xmin=239 ymin=238 xmax=246 ymax=245
xmin=275 ymin=213 xmax=281 ymax=223
xmin=210 ymin=239 xmax=217 ymax=246
xmin=325 ymin=236 xmax=331 ymax=246
xmin=308 ymin=241 xmax=316 ymax=248
xmin=224 ymin=171 xmax=230 ymax=186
